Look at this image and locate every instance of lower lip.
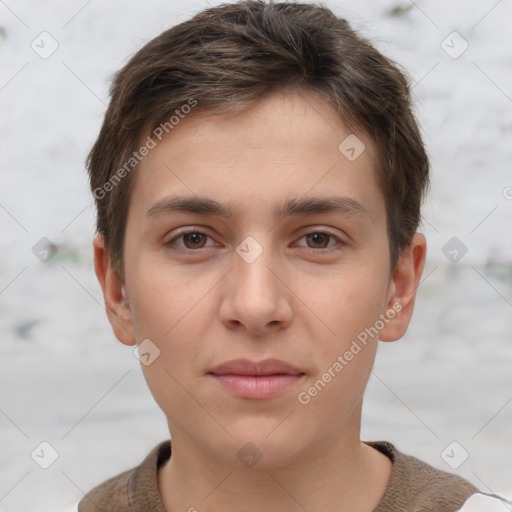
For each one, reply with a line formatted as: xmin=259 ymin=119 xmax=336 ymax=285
xmin=209 ymin=374 xmax=304 ymax=400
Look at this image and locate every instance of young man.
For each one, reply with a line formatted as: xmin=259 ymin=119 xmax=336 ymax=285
xmin=72 ymin=1 xmax=508 ymax=510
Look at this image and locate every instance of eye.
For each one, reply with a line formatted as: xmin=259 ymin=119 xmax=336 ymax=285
xmin=165 ymin=228 xmax=346 ymax=254
xmin=166 ymin=229 xmax=216 ymax=251
xmin=295 ymin=230 xmax=345 ymax=252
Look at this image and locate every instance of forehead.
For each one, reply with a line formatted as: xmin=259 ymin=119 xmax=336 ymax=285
xmin=130 ymin=90 xmax=383 ymax=225
xmin=148 ymin=90 xmax=375 ymax=165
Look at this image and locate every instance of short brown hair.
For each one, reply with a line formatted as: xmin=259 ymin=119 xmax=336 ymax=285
xmin=87 ymin=0 xmax=429 ymax=278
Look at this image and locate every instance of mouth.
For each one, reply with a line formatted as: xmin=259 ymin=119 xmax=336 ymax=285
xmin=207 ymin=358 xmax=305 ymax=400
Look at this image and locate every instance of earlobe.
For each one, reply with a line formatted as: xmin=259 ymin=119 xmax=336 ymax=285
xmin=93 ymin=235 xmax=136 ymax=346
xmin=379 ymin=233 xmax=427 ymax=342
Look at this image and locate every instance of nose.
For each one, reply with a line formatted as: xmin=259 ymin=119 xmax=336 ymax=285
xmin=219 ymin=239 xmax=293 ymax=336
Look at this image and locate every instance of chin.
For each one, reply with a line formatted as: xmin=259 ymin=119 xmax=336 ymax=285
xmin=213 ymin=426 xmax=314 ymax=470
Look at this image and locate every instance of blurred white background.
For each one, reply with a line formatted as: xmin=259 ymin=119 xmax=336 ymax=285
xmin=0 ymin=1 xmax=511 ymax=510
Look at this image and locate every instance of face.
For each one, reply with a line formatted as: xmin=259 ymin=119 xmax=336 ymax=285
xmin=96 ymin=89 xmax=425 ymax=470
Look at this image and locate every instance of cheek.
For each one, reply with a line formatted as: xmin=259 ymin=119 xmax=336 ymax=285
xmin=293 ymin=340 xmax=378 ymax=448
xmin=311 ymin=269 xmax=389 ymax=346
xmin=127 ymin=263 xmax=216 ymax=366
xmin=127 ymin=260 xmax=201 ymax=339
xmin=130 ymin=291 xmax=204 ymax=373
xmin=140 ymin=359 xmax=208 ymax=437
xmin=297 ymin=270 xmax=387 ymax=412
xmin=131 ymin=288 xmax=208 ymax=423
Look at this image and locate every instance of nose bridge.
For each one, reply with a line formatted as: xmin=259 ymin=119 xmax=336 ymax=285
xmin=220 ymin=233 xmax=292 ymax=332
xmin=233 ymin=234 xmax=281 ymax=300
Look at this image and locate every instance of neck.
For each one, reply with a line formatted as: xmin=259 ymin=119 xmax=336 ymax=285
xmin=158 ymin=412 xmax=392 ymax=512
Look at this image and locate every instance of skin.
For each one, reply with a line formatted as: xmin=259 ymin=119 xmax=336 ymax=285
xmin=94 ymin=89 xmax=426 ymax=511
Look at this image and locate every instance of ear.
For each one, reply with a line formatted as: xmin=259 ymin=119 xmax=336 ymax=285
xmin=379 ymin=233 xmax=427 ymax=342
xmin=93 ymin=234 xmax=136 ymax=346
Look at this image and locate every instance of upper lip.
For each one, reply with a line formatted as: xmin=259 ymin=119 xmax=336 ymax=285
xmin=208 ymin=358 xmax=304 ymax=376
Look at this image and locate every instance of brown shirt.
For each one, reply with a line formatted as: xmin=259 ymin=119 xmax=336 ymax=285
xmin=78 ymin=439 xmax=479 ymax=512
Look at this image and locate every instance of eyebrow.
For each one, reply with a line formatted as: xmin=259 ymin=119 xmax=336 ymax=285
xmin=146 ymin=195 xmax=371 ymax=220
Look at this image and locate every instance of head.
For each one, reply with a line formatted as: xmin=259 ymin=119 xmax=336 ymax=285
xmin=91 ymin=1 xmax=428 ymax=469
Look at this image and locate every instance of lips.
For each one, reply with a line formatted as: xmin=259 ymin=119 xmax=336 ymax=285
xmin=207 ymin=358 xmax=305 ymax=400
xmin=208 ymin=358 xmax=304 ymax=377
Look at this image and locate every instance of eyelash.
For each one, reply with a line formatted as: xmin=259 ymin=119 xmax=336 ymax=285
xmin=165 ymin=227 xmax=347 ymax=254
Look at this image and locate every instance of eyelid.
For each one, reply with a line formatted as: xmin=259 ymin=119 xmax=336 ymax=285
xmin=295 ymin=225 xmax=345 ymax=239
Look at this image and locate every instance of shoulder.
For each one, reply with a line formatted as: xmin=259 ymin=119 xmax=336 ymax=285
xmin=77 ymin=466 xmax=133 ymax=511
xmin=368 ymin=440 xmax=511 ymax=512
xmin=52 ymin=504 xmax=80 ymax=512
xmin=456 ymin=493 xmax=512 ymax=511
xmin=367 ymin=440 xmax=480 ymax=511
xmin=34 ymin=469 xmax=133 ymax=512
xmin=77 ymin=439 xmax=170 ymax=512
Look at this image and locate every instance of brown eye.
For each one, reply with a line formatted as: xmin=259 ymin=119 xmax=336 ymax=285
xmin=167 ymin=230 xmax=215 ymax=251
xmin=182 ymin=232 xmax=207 ymax=249
xmin=295 ymin=230 xmax=346 ymax=254
xmin=305 ymin=232 xmax=331 ymax=249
